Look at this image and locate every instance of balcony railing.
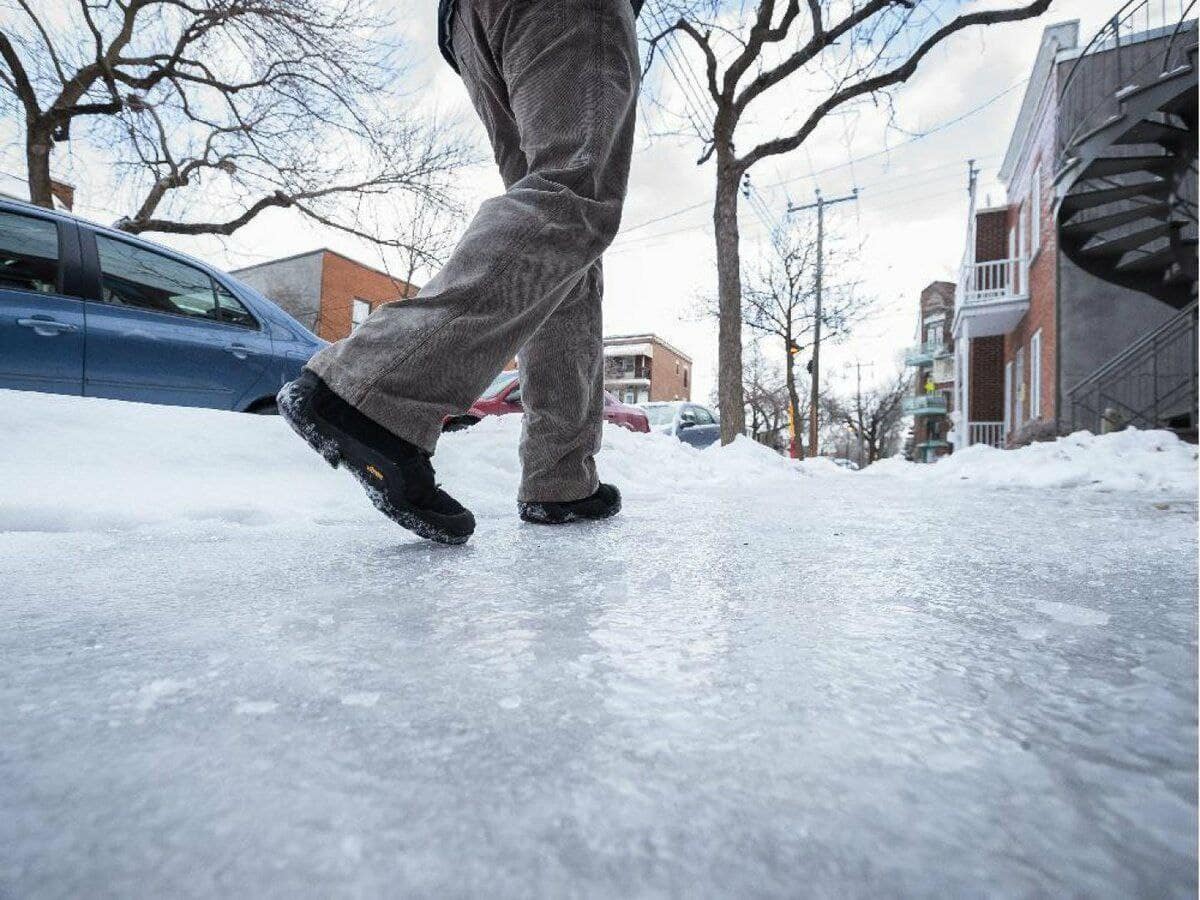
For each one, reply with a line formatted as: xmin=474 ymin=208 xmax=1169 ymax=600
xmin=968 ymin=421 xmax=1005 ymax=448
xmin=903 ymin=394 xmax=948 ymax=416
xmin=903 ymin=341 xmax=948 ymax=367
xmin=959 ymin=257 xmax=1028 ymax=306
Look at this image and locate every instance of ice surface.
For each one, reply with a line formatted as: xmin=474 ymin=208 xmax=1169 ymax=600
xmin=0 ymin=389 xmax=1196 ymax=896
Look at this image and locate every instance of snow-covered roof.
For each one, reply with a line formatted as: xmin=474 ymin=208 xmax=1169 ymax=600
xmin=604 ymin=343 xmax=653 ymax=358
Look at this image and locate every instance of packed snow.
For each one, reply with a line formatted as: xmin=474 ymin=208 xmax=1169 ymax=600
xmin=1 ymin=388 xmax=1196 ymax=897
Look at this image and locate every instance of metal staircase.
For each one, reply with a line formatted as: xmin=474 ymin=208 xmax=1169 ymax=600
xmin=1065 ymin=300 xmax=1198 ymax=435
xmin=1055 ymin=2 xmax=1198 ymax=310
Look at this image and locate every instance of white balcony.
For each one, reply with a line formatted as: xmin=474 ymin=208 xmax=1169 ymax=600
xmin=952 ymin=257 xmax=1030 ymax=338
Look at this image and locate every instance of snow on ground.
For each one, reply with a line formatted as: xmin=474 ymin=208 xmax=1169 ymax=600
xmin=1 ymin=389 xmax=1196 ymax=897
xmin=863 ymin=427 xmax=1199 ymax=494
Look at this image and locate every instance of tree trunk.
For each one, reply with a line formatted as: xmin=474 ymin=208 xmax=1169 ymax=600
xmin=783 ymin=334 xmax=802 ymax=458
xmin=713 ymin=162 xmax=746 ymax=444
xmin=26 ymin=124 xmax=53 ymax=208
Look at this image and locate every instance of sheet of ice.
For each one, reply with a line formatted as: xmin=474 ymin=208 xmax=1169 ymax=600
xmin=0 ymin=389 xmax=1196 ymax=897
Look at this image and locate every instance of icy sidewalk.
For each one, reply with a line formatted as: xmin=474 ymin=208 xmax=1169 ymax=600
xmin=0 ymin=391 xmax=1196 ymax=897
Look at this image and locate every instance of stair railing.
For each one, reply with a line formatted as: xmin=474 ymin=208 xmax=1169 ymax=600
xmin=1057 ymin=0 xmax=1194 ymax=169
xmin=1065 ymin=301 xmax=1198 ymax=433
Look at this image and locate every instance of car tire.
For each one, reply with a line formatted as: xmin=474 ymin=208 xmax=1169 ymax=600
xmin=249 ymin=401 xmax=279 ymax=415
xmin=442 ymin=415 xmax=480 ymax=433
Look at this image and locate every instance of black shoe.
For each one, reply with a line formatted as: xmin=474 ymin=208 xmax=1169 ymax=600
xmin=277 ymin=369 xmax=475 ymax=545
xmin=519 ymin=483 xmax=621 ymax=525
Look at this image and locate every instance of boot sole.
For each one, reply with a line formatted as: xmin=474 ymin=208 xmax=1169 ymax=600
xmin=518 ymin=498 xmax=622 ymax=526
xmin=277 ymin=381 xmax=472 ymax=546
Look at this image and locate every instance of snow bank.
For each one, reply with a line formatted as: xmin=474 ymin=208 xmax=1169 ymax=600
xmin=3 ymin=389 xmax=1194 ymax=537
xmin=0 ymin=389 xmax=804 ymax=535
xmin=864 ymin=428 xmax=1198 ymax=494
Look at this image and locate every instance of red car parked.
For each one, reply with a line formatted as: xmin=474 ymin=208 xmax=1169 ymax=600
xmin=444 ymin=370 xmax=650 ymax=433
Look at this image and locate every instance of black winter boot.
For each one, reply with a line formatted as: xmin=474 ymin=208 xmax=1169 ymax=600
xmin=278 ymin=369 xmax=475 ymax=545
xmin=519 ymin=483 xmax=621 ymax=525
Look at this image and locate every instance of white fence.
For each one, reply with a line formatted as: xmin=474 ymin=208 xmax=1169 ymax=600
xmin=969 ymin=421 xmax=1005 ymax=448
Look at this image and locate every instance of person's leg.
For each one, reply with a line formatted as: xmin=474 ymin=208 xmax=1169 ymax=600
xmin=305 ymin=0 xmax=639 ymax=457
xmin=516 ymin=260 xmax=604 ymax=502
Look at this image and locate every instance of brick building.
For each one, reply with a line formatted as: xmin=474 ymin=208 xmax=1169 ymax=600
xmin=231 ymin=249 xmax=416 ymax=342
xmin=951 ymin=14 xmax=1197 ymax=449
xmin=603 ymin=334 xmax=692 ymax=404
xmin=902 ymin=281 xmax=956 ymax=462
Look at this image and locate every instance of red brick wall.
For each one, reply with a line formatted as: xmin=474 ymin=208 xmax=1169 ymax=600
xmin=650 ymin=344 xmax=691 ymax=401
xmin=1003 ymin=79 xmax=1058 ymax=432
xmin=970 ymin=335 xmax=1005 ymax=421
xmin=316 ymin=252 xmax=415 ymax=342
xmin=975 ymin=209 xmax=1009 ymax=263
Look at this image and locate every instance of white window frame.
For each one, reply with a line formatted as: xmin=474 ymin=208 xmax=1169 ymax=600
xmin=1030 ymin=163 xmax=1042 ymax=257
xmin=1003 ymin=360 xmax=1013 ymax=436
xmin=1030 ymin=329 xmax=1042 ymax=419
xmin=351 ymin=298 xmax=370 ymax=330
xmin=1016 ymin=205 xmax=1025 ymax=264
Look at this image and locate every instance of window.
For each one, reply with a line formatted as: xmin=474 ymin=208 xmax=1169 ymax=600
xmin=213 ymin=283 xmax=257 ymax=328
xmin=691 ymin=405 xmax=715 ymax=425
xmin=96 ymin=235 xmax=249 ymax=326
xmin=1030 ymin=163 xmax=1042 ymax=256
xmin=1030 ymin=329 xmax=1042 ymax=419
xmin=352 ymin=298 xmax=370 ymax=330
xmin=0 ymin=210 xmax=59 ymax=294
xmin=683 ymin=367 xmax=689 ymax=389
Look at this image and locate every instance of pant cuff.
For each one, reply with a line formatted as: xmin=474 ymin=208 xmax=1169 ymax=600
xmin=306 ymin=356 xmax=445 ymax=455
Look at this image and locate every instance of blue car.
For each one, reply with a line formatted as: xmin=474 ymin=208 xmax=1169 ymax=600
xmin=640 ymin=401 xmax=722 ymax=448
xmin=0 ymin=197 xmax=324 ymax=413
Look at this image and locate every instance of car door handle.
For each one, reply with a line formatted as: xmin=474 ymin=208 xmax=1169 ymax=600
xmin=227 ymin=342 xmax=255 ymax=359
xmin=17 ymin=316 xmax=78 ymax=336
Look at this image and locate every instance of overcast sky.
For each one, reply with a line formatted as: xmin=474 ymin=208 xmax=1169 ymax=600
xmin=0 ymin=0 xmax=1120 ymax=403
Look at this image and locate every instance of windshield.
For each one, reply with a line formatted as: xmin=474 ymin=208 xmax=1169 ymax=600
xmin=483 ymin=370 xmax=519 ymax=398
xmin=642 ymin=404 xmax=678 ymax=426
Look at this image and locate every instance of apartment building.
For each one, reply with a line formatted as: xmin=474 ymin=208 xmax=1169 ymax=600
xmin=951 ymin=12 xmax=1197 ymax=450
xmin=232 ymin=249 xmax=416 ymax=342
xmin=603 ymin=334 xmax=692 ymax=404
xmin=903 ymin=281 xmax=956 ymax=462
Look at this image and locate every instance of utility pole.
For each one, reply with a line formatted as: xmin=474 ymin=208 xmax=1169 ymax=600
xmin=845 ymin=360 xmax=876 ymax=465
xmin=788 ymin=187 xmax=858 ymax=458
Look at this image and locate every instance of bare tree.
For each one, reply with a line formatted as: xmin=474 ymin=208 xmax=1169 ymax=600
xmin=389 ymin=193 xmax=466 ymax=292
xmin=643 ymin=0 xmax=1053 ymax=443
xmin=0 ymin=0 xmax=468 ymax=245
xmin=823 ymin=369 xmax=910 ymax=465
xmin=741 ymin=342 xmax=794 ymax=452
xmin=742 ymin=219 xmax=869 ymax=457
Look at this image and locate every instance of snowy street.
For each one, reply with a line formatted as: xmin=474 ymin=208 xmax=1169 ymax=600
xmin=2 ymin=391 xmax=1197 ymax=897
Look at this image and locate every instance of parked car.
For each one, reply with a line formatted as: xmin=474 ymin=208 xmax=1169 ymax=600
xmin=641 ymin=401 xmax=722 ymax=448
xmin=0 ymin=197 xmax=324 ymax=413
xmin=445 ymin=369 xmax=651 ymax=432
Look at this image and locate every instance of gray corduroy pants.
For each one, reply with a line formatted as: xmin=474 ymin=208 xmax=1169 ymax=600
xmin=307 ymin=0 xmax=640 ymax=502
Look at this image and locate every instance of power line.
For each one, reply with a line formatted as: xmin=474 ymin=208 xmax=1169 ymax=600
xmin=616 ymin=76 xmax=1026 ymax=237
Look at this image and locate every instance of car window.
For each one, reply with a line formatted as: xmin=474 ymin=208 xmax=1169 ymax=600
xmin=96 ymin=234 xmax=232 ymax=325
xmin=642 ymin=404 xmax=678 ymax=426
xmin=692 ymin=406 xmax=715 ymax=425
xmin=213 ymin=282 xmax=258 ymax=328
xmin=0 ymin=209 xmax=59 ymax=294
xmin=482 ymin=370 xmax=519 ymax=398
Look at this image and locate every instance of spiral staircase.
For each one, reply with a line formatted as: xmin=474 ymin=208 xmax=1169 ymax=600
xmin=1056 ymin=2 xmax=1198 ymax=436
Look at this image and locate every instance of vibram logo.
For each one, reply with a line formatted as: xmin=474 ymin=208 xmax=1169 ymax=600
xmin=365 ymin=465 xmax=384 ymax=481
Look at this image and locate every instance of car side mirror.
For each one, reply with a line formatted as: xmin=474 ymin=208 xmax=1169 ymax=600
xmin=507 ymin=388 xmax=522 ymax=405
xmin=678 ymin=418 xmax=695 ymax=429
